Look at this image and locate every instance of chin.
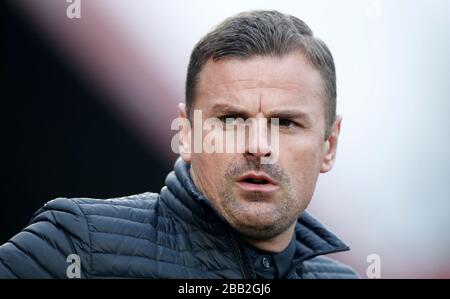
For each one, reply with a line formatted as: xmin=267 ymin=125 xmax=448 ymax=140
xmin=234 ymin=223 xmax=285 ymax=240
xmin=228 ymin=214 xmax=287 ymax=239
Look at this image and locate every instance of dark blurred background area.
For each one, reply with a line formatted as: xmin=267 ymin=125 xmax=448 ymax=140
xmin=0 ymin=1 xmax=173 ymax=244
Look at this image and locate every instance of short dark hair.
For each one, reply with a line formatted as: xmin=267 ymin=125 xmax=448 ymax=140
xmin=186 ymin=10 xmax=336 ymax=137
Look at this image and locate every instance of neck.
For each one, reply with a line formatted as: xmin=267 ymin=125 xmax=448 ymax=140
xmin=240 ymin=222 xmax=296 ymax=253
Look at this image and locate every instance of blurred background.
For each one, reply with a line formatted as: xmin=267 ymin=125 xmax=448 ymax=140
xmin=1 ymin=0 xmax=449 ymax=278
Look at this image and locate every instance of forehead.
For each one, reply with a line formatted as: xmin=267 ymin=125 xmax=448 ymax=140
xmin=195 ymin=51 xmax=325 ymax=113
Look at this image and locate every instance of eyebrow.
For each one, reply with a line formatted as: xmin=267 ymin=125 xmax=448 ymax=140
xmin=209 ymin=103 xmax=312 ymax=123
xmin=266 ymin=109 xmax=312 ymax=123
xmin=209 ymin=103 xmax=250 ymax=118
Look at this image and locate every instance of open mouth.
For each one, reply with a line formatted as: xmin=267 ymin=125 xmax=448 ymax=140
xmin=236 ymin=172 xmax=279 ymax=193
xmin=242 ymin=178 xmax=271 ymax=184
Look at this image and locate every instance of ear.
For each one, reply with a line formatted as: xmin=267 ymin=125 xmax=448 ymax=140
xmin=177 ymin=103 xmax=192 ymax=163
xmin=320 ymin=115 xmax=342 ymax=173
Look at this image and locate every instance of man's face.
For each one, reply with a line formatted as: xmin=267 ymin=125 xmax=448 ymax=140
xmin=179 ymin=51 xmax=341 ymax=240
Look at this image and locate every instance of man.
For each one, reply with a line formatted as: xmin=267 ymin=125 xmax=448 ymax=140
xmin=0 ymin=10 xmax=359 ymax=279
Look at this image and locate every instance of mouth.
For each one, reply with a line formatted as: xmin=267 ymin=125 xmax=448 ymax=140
xmin=235 ymin=172 xmax=279 ymax=193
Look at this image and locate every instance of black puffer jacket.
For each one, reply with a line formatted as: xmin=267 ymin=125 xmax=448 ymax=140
xmin=0 ymin=158 xmax=359 ymax=278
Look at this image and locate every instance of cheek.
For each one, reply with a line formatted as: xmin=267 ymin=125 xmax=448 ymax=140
xmin=191 ymin=153 xmax=230 ymax=197
xmin=193 ymin=154 xmax=215 ymax=181
xmin=280 ymin=133 xmax=324 ymax=164
xmin=279 ymin=136 xmax=324 ymax=188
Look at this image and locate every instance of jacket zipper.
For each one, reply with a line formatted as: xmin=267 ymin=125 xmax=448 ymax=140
xmin=228 ymin=231 xmax=251 ymax=279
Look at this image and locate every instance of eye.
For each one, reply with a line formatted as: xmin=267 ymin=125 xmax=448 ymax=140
xmin=219 ymin=115 xmax=241 ymax=125
xmin=278 ymin=119 xmax=297 ymax=128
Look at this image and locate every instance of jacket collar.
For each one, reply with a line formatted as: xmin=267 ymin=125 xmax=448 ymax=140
xmin=160 ymin=158 xmax=350 ymax=262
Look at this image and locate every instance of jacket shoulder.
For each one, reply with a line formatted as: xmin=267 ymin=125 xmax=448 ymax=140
xmin=70 ymin=192 xmax=159 ymax=212
xmin=301 ymin=256 xmax=360 ymax=279
xmin=33 ymin=191 xmax=160 ymax=238
xmin=0 ymin=196 xmax=92 ymax=278
xmin=0 ymin=192 xmax=159 ymax=278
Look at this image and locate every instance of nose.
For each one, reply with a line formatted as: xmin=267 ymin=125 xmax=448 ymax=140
xmin=245 ymin=117 xmax=272 ymax=161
